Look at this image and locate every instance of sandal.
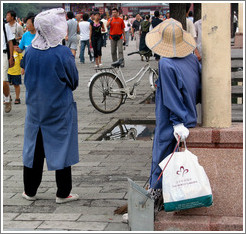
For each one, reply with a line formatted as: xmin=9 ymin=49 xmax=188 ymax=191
xmin=14 ymin=98 xmax=21 ymax=104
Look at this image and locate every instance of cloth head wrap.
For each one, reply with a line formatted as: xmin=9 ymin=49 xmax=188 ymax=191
xmin=32 ymin=8 xmax=67 ymax=50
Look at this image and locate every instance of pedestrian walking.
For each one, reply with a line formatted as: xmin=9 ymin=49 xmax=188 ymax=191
xmin=123 ymin=15 xmax=131 ymax=47
xmin=65 ymin=11 xmax=79 ymax=57
xmin=151 ymin=10 xmax=163 ymax=28
xmin=79 ymin=13 xmax=93 ymax=64
xmin=165 ymin=10 xmax=170 ymax=20
xmin=101 ymin=14 xmax=108 ymax=47
xmin=75 ymin=14 xmax=82 ymax=22
xmin=3 ymin=22 xmax=15 ymax=113
xmin=17 ymin=17 xmax=23 ymax=26
xmin=89 ymin=12 xmax=105 ymax=67
xmin=22 ymin=17 xmax=27 ymax=32
xmin=145 ymin=19 xmax=201 ymax=210
xmin=21 ymin=8 xmax=79 ymax=204
xmin=129 ymin=16 xmax=135 ymax=41
xmin=186 ymin=4 xmax=196 ymax=39
xmin=7 ymin=39 xmax=23 ymax=104
xmin=139 ymin=15 xmax=152 ymax=61
xmin=88 ymin=12 xmax=94 ymax=23
xmin=107 ymin=8 xmax=126 ymax=66
xmin=150 ymin=10 xmax=163 ymax=61
xmin=131 ymin=14 xmax=142 ymax=51
xmin=6 ymin=10 xmax=24 ymax=44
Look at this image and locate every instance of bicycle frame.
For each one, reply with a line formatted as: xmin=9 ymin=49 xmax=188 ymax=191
xmin=89 ymin=63 xmax=157 ymax=100
xmin=110 ymin=64 xmax=152 ymax=99
xmin=117 ymin=64 xmax=151 ymax=87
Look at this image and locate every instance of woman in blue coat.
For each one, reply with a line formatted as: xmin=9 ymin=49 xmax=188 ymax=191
xmin=145 ymin=19 xmax=201 ymax=209
xmin=21 ymin=8 xmax=79 ymax=204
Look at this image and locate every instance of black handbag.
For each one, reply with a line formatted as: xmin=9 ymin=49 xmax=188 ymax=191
xmin=3 ymin=23 xmax=10 ymax=60
xmin=111 ymin=34 xmax=122 ymax=41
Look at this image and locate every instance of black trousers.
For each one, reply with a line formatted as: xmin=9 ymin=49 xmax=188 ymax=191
xmin=91 ymin=36 xmax=102 ymax=58
xmin=23 ymin=129 xmax=72 ymax=198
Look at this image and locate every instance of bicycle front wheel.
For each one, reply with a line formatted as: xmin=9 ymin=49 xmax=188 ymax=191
xmin=89 ymin=72 xmax=124 ymax=114
xmin=149 ymin=68 xmax=159 ymax=92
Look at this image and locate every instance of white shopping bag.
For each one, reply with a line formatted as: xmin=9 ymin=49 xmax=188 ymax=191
xmin=159 ymin=148 xmax=213 ymax=212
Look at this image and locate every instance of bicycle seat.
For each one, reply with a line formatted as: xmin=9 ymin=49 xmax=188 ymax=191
xmin=111 ymin=58 xmax=124 ymax=68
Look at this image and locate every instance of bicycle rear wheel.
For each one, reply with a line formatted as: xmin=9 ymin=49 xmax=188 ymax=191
xmin=89 ymin=72 xmax=124 ymax=114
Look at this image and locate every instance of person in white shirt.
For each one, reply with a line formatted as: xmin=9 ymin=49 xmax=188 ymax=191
xmin=124 ymin=15 xmax=131 ymax=47
xmin=101 ymin=14 xmax=108 ymax=47
xmin=65 ymin=11 xmax=79 ymax=57
xmin=6 ymin=10 xmax=24 ymax=44
xmin=185 ymin=4 xmax=196 ymax=38
xmin=185 ymin=4 xmax=200 ymax=62
xmin=79 ymin=13 xmax=93 ymax=63
xmin=3 ymin=23 xmax=15 ymax=113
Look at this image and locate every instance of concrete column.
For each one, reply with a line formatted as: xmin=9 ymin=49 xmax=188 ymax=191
xmin=238 ymin=3 xmax=243 ymax=33
xmin=201 ymin=3 xmax=231 ymax=128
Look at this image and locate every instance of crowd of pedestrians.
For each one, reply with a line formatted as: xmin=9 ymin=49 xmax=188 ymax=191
xmin=2 ymin=7 xmax=202 ymax=114
xmin=3 ymin=6 xmax=202 ymax=114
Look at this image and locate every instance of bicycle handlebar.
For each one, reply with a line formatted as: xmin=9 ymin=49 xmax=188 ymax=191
xmin=127 ymin=51 xmax=152 ymax=56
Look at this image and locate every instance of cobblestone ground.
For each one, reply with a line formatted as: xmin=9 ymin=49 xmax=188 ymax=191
xmin=3 ymin=39 xmax=158 ymax=231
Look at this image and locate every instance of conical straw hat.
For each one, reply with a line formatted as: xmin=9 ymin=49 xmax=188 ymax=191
xmin=146 ymin=18 xmax=196 ymax=58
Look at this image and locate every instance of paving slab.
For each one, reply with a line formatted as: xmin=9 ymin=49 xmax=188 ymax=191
xmin=37 ymin=221 xmax=108 ymax=231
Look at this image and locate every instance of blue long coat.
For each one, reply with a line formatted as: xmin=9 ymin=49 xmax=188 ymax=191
xmin=22 ymin=45 xmax=79 ymax=171
xmin=150 ymin=54 xmax=201 ymax=189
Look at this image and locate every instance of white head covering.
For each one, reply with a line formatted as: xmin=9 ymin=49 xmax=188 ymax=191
xmin=32 ymin=8 xmax=67 ymax=50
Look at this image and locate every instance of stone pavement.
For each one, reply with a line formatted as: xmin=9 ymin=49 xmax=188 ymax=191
xmin=3 ymin=40 xmax=158 ymax=231
xmin=3 ymin=40 xmax=243 ymax=231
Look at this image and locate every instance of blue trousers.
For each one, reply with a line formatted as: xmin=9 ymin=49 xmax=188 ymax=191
xmin=102 ymin=33 xmax=107 ymax=47
xmin=80 ymin=40 xmax=93 ymax=63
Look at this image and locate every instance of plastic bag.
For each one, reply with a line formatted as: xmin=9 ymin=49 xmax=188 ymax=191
xmin=159 ymin=148 xmax=213 ymax=212
xmin=89 ymin=43 xmax=94 ymax=57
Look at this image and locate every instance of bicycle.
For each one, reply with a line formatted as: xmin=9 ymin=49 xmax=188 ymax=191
xmin=88 ymin=51 xmax=158 ymax=114
xmin=102 ymin=123 xmax=137 ymax=141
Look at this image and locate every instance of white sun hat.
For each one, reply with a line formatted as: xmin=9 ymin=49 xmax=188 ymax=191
xmin=32 ymin=8 xmax=67 ymax=50
xmin=146 ymin=18 xmax=196 ymax=58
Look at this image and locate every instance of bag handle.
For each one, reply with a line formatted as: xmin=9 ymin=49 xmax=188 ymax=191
xmin=155 ymin=135 xmax=181 ymax=185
